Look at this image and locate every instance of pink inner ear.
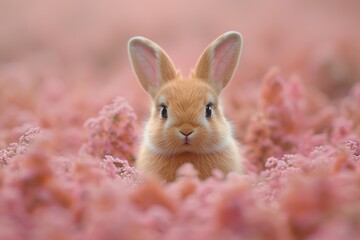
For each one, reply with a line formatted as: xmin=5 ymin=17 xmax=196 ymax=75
xmin=212 ymin=35 xmax=239 ymax=83
xmin=132 ymin=41 xmax=159 ymax=87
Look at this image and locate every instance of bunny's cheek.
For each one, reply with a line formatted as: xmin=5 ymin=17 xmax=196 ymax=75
xmin=217 ymin=133 xmax=232 ymax=151
xmin=143 ymin=130 xmax=159 ymax=154
xmin=142 ymin=120 xmax=170 ymax=154
xmin=162 ymin=115 xmax=175 ymax=133
xmin=198 ymin=115 xmax=211 ymax=133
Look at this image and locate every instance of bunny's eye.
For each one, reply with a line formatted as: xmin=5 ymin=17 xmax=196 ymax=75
xmin=205 ymin=103 xmax=213 ymax=118
xmin=160 ymin=104 xmax=168 ymax=119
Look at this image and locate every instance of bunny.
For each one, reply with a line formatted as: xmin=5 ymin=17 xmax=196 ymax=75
xmin=128 ymin=31 xmax=243 ymax=182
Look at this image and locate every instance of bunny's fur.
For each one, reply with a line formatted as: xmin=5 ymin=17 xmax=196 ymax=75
xmin=128 ymin=32 xmax=243 ymax=181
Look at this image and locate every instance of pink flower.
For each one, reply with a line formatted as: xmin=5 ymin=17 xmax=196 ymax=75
xmin=80 ymin=97 xmax=138 ymax=164
xmin=0 ymin=127 xmax=40 ymax=167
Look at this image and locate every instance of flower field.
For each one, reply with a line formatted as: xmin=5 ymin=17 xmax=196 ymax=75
xmin=1 ymin=0 xmax=360 ymax=239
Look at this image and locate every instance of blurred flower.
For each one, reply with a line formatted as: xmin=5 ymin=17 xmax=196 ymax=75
xmin=245 ymin=68 xmax=308 ymax=171
xmin=80 ymin=97 xmax=138 ymax=163
xmin=102 ymin=155 xmax=139 ymax=187
xmin=0 ymin=127 xmax=40 ymax=167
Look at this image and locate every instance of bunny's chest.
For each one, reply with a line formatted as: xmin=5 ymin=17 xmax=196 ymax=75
xmin=141 ymin=152 xmax=232 ymax=182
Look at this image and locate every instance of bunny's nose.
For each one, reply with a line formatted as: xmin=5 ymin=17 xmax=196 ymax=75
xmin=179 ymin=130 xmax=193 ymax=136
xmin=178 ymin=124 xmax=195 ymax=137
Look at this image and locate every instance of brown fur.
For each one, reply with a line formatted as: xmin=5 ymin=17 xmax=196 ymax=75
xmin=128 ymin=32 xmax=243 ymax=181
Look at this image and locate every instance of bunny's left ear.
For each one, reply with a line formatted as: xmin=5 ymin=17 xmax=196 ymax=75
xmin=193 ymin=31 xmax=243 ymax=94
xmin=128 ymin=36 xmax=178 ymax=98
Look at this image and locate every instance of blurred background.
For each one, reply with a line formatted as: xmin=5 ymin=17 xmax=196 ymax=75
xmin=1 ymin=0 xmax=360 ymax=153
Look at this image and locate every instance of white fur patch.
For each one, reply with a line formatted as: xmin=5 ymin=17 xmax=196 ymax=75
xmin=143 ymin=124 xmax=158 ymax=153
xmin=163 ymin=115 xmax=174 ymax=133
xmin=157 ymin=95 xmax=166 ymax=106
xmin=198 ymin=114 xmax=211 ymax=133
xmin=217 ymin=129 xmax=231 ymax=150
xmin=207 ymin=94 xmax=215 ymax=105
xmin=217 ymin=118 xmax=236 ymax=151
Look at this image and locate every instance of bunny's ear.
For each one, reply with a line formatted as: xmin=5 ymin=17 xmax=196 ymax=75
xmin=193 ymin=31 xmax=243 ymax=94
xmin=128 ymin=37 xmax=177 ymax=98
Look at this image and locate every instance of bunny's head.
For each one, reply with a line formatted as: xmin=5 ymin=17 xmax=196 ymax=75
xmin=128 ymin=32 xmax=242 ymax=166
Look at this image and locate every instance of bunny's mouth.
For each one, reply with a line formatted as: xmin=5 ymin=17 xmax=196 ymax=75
xmin=178 ymin=129 xmax=195 ymax=146
xmin=183 ymin=137 xmax=191 ymax=145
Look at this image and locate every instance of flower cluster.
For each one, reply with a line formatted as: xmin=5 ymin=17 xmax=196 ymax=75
xmin=81 ymin=97 xmax=138 ymax=163
xmin=245 ymin=68 xmax=309 ymax=171
xmin=0 ymin=139 xmax=359 ymax=239
xmin=0 ymin=127 xmax=40 ymax=167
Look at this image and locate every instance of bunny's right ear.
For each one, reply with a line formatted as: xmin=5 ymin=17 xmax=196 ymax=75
xmin=128 ymin=37 xmax=177 ymax=98
xmin=193 ymin=31 xmax=243 ymax=94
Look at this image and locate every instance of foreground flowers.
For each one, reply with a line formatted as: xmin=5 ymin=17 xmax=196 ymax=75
xmin=1 ymin=69 xmax=360 ymax=239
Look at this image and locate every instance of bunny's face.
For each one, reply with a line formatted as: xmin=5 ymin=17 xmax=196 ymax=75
xmin=145 ymin=78 xmax=232 ymax=156
xmin=128 ymin=31 xmax=242 ymax=163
